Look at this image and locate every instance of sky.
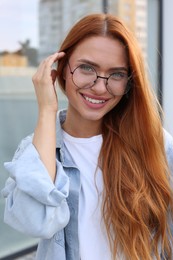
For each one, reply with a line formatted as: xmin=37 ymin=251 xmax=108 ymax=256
xmin=0 ymin=0 xmax=39 ymax=52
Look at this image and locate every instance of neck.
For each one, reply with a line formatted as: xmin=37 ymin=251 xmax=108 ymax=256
xmin=62 ymin=110 xmax=102 ymax=138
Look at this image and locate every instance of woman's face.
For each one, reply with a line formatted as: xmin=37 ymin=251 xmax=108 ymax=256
xmin=64 ymin=36 xmax=128 ymax=124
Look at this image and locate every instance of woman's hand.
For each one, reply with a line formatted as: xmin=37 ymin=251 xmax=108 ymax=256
xmin=32 ymin=52 xmax=65 ymax=181
xmin=32 ymin=52 xmax=65 ymax=113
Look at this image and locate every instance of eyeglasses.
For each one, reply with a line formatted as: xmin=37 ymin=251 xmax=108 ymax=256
xmin=68 ymin=62 xmax=132 ymax=96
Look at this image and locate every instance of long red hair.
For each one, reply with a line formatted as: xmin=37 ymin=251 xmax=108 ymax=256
xmin=57 ymin=14 xmax=173 ymax=259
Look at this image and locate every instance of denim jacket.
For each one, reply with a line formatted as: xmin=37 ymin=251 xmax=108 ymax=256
xmin=2 ymin=110 xmax=173 ymax=260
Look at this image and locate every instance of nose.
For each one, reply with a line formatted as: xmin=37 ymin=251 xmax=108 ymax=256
xmin=91 ymin=76 xmax=108 ymax=93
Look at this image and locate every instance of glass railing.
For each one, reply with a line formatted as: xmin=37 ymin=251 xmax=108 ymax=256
xmin=0 ymin=73 xmax=67 ymax=258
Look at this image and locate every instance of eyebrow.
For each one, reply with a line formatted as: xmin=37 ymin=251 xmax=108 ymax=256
xmin=77 ymin=58 xmax=128 ymax=72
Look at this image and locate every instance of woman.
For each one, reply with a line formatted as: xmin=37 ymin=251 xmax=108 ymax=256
xmin=2 ymin=14 xmax=173 ymax=260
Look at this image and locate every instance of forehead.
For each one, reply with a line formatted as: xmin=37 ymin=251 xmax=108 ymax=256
xmin=70 ymin=36 xmax=128 ymax=68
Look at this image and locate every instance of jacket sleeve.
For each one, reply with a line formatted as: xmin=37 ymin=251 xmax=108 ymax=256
xmin=163 ymin=129 xmax=173 ymax=250
xmin=1 ymin=135 xmax=70 ymax=239
xmin=164 ymin=129 xmax=173 ymax=185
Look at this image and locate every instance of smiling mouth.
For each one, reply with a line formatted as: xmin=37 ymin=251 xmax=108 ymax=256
xmin=83 ymin=95 xmax=106 ymax=104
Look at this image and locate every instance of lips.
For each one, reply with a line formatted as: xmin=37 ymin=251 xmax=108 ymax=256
xmin=83 ymin=95 xmax=106 ymax=104
xmin=82 ymin=93 xmax=109 ymax=104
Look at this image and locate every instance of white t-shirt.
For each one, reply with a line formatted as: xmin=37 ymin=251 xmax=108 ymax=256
xmin=62 ymin=131 xmax=162 ymax=260
xmin=62 ymin=131 xmax=112 ymax=260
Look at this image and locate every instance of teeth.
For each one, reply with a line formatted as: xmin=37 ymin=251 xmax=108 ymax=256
xmin=84 ymin=95 xmax=106 ymax=104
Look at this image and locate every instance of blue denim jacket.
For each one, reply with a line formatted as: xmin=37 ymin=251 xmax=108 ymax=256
xmin=2 ymin=110 xmax=173 ymax=260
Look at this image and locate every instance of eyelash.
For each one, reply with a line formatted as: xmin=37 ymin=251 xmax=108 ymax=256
xmin=111 ymin=72 xmax=127 ymax=78
xmin=79 ymin=63 xmax=127 ymax=77
xmin=79 ymin=64 xmax=94 ymax=71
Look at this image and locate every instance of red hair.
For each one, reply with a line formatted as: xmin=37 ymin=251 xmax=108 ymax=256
xmin=57 ymin=14 xmax=173 ymax=259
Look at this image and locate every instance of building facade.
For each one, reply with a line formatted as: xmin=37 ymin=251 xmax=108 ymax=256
xmin=38 ymin=0 xmax=147 ymax=61
xmin=38 ymin=0 xmax=102 ymax=62
xmin=0 ymin=52 xmax=28 ymax=67
xmin=135 ymin=0 xmax=148 ymax=59
xmin=109 ymin=0 xmax=147 ymax=59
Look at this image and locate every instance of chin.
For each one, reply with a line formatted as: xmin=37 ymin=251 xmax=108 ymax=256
xmin=82 ymin=111 xmax=106 ymax=122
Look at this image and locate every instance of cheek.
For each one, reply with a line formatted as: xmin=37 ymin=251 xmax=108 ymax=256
xmin=64 ymin=78 xmax=78 ymax=99
xmin=64 ymin=69 xmax=74 ymax=88
xmin=64 ymin=78 xmax=72 ymax=94
xmin=62 ymin=72 xmax=72 ymax=93
xmin=65 ymin=72 xmax=80 ymax=92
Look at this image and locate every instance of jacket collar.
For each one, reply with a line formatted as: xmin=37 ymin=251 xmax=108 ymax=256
xmin=56 ymin=109 xmax=77 ymax=168
xmin=56 ymin=109 xmax=67 ymax=149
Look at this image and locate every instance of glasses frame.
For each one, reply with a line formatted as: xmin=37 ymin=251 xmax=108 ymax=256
xmin=68 ymin=62 xmax=132 ymax=96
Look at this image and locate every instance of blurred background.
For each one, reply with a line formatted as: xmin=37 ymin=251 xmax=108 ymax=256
xmin=0 ymin=0 xmax=173 ymax=259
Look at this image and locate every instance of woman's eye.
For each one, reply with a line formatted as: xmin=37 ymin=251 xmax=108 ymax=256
xmin=111 ymin=72 xmax=127 ymax=80
xmin=79 ymin=64 xmax=94 ymax=72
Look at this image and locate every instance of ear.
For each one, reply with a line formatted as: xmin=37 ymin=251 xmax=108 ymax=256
xmin=51 ymin=70 xmax=58 ymax=85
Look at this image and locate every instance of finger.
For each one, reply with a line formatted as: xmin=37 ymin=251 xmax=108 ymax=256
xmin=53 ymin=51 xmax=66 ymax=63
xmin=32 ymin=55 xmax=53 ymax=81
xmin=36 ymin=52 xmax=65 ymax=74
xmin=42 ymin=52 xmax=66 ymax=77
xmin=33 ymin=52 xmax=66 ymax=86
xmin=44 ymin=52 xmax=65 ymax=69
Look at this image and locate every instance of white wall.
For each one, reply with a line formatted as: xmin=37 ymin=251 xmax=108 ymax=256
xmin=163 ymin=1 xmax=173 ymax=136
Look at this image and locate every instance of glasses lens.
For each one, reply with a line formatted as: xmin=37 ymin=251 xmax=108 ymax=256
xmin=72 ymin=64 xmax=97 ymax=89
xmin=107 ymin=73 xmax=129 ymax=96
